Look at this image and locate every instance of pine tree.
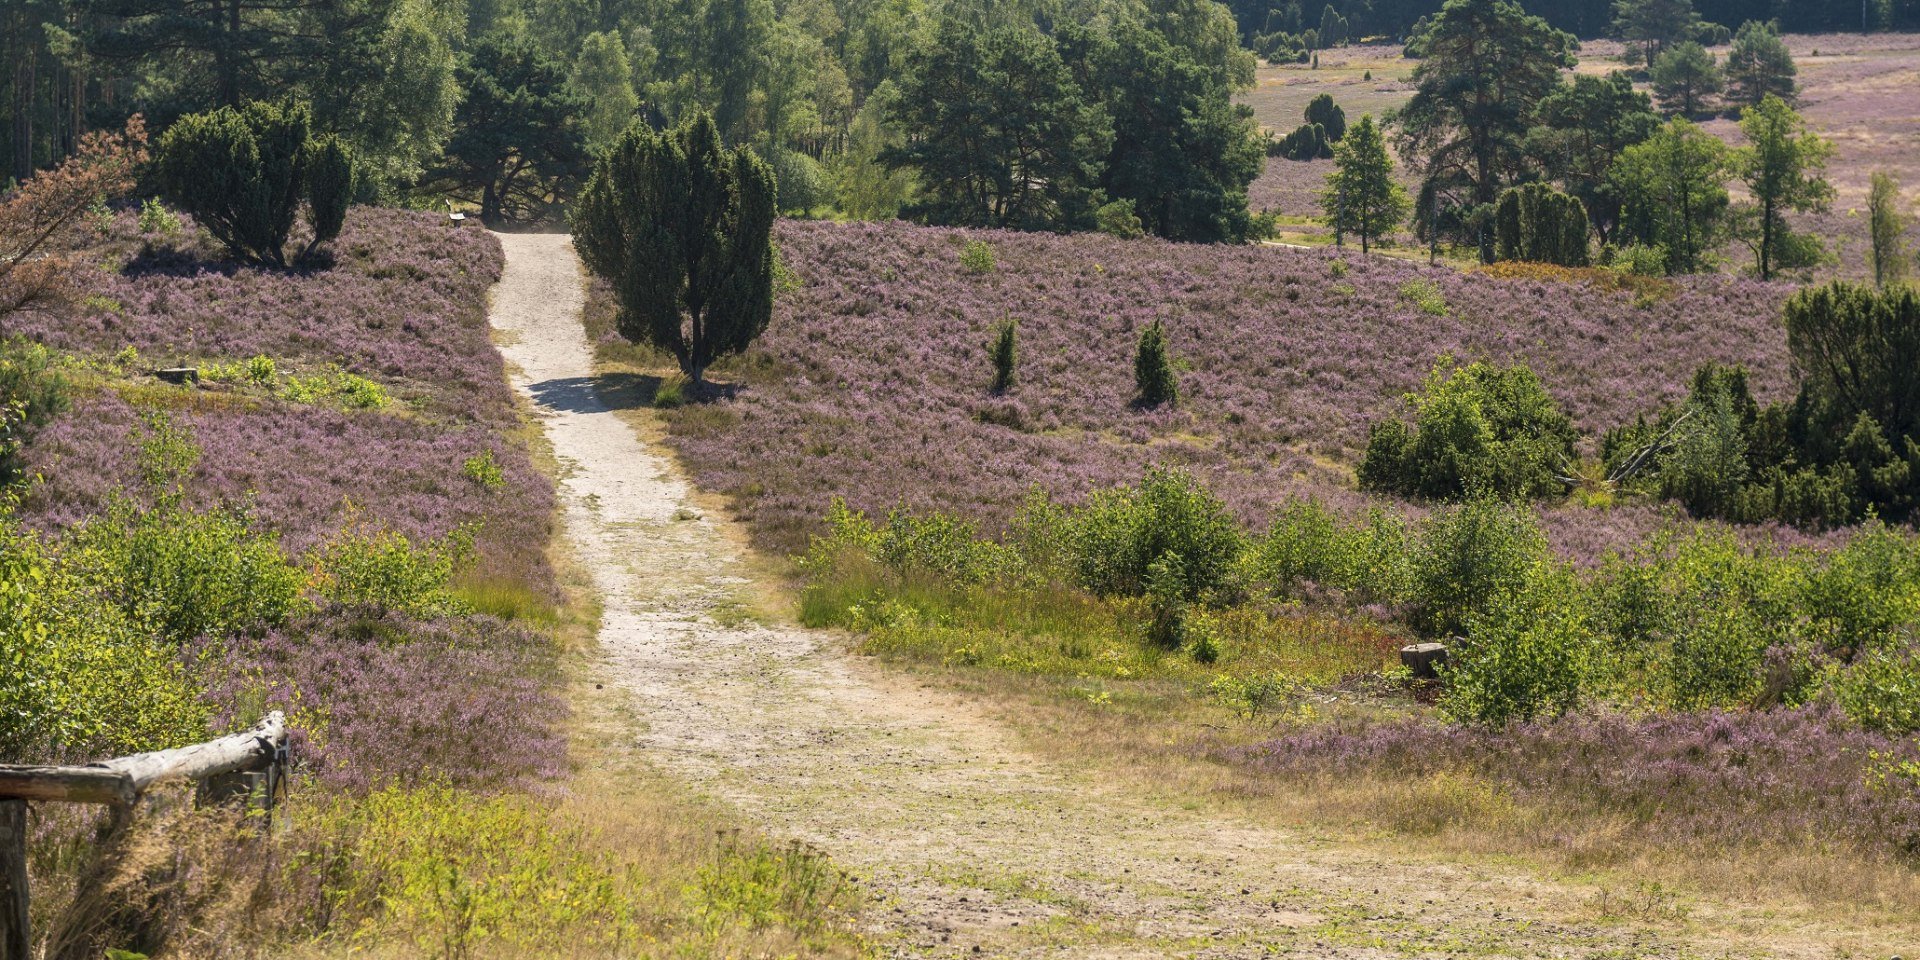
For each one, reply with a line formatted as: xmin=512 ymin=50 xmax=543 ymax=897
xmin=1612 ymin=0 xmax=1703 ymax=66
xmin=1320 ymin=115 xmax=1409 ymax=253
xmin=1134 ymin=319 xmax=1178 ymax=408
xmin=1732 ymin=94 xmax=1832 ymax=280
xmin=572 ymin=112 xmax=776 ymax=388
xmin=1392 ymin=0 xmax=1577 ymax=261
xmin=1725 ymin=20 xmax=1796 ymax=109
xmin=1650 ymin=41 xmax=1723 ymax=115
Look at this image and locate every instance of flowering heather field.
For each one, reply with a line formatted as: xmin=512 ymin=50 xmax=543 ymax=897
xmin=652 ymin=219 xmax=1807 ymax=560
xmin=1235 ymin=706 xmax=1920 ymax=871
xmin=14 ymin=209 xmax=554 ymax=594
xmin=10 ymin=208 xmax=564 ymax=790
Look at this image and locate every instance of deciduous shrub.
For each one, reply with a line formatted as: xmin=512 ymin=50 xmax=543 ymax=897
xmin=1094 ymin=198 xmax=1145 ymax=239
xmin=0 ymin=340 xmax=68 ymax=487
xmin=1067 ymin=467 xmax=1242 ymax=601
xmin=1442 ymin=562 xmax=1595 ymax=727
xmin=0 ymin=519 xmax=211 ymax=759
xmin=1412 ymin=498 xmax=1550 ymax=638
xmin=152 ymin=99 xmax=356 ymax=266
xmin=1358 ymin=359 xmax=1577 ymax=503
xmin=958 ymin=239 xmax=996 ymax=274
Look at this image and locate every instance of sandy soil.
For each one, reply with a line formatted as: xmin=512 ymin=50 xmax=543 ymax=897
xmin=486 ymin=231 xmax=1882 ymax=959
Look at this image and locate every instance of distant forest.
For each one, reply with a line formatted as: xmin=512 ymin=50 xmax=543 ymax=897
xmin=1227 ymin=0 xmax=1920 ymax=41
xmin=5 ymin=0 xmax=1918 ymax=193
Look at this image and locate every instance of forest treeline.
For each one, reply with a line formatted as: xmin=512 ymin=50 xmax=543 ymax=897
xmin=3 ymin=0 xmax=1916 ymax=233
xmin=1226 ymin=0 xmax=1920 ymax=44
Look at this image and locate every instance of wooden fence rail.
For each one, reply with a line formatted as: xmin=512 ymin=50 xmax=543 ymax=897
xmin=0 ymin=712 xmax=288 ymax=960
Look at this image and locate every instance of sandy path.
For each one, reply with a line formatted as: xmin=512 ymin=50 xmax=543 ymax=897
xmin=487 ymin=232 xmax=1836 ymax=959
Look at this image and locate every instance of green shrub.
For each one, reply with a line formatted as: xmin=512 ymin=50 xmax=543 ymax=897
xmin=0 ymin=339 xmax=68 ymax=487
xmin=462 ymin=449 xmax=506 ymax=490
xmin=1094 ymin=198 xmax=1145 ymax=239
xmin=770 ymin=149 xmax=834 ymax=216
xmin=1656 ymin=364 xmax=1758 ymax=517
xmin=958 ymin=239 xmax=996 ymax=274
xmin=988 ymin=317 xmax=1017 ymax=394
xmin=305 ymin=133 xmax=356 ymax=247
xmin=0 ymin=520 xmax=211 ymax=759
xmin=1067 ymin=467 xmax=1242 ymax=601
xmin=1397 ymin=278 xmax=1449 ymax=315
xmin=152 ymin=99 xmax=355 ymax=265
xmin=137 ymin=197 xmax=182 ymax=236
xmin=1442 ymin=561 xmax=1595 ymax=727
xmin=1250 ymin=498 xmax=1343 ymax=597
xmin=1276 ymin=122 xmax=1332 ymax=161
xmin=1834 ymin=645 xmax=1920 ymax=734
xmin=1608 ymin=242 xmax=1668 ymax=277
xmin=1358 ymin=358 xmax=1577 ymax=503
xmin=1132 ymin=319 xmax=1178 ymax=408
xmin=281 ymin=366 xmax=391 ymax=409
xmin=1412 ymin=498 xmax=1549 ymax=638
xmin=1661 ymin=604 xmax=1771 ymax=709
xmin=307 ymin=521 xmax=473 ymax=619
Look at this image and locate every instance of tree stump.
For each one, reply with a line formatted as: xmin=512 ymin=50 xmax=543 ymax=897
xmin=154 ymin=367 xmax=200 ymax=385
xmin=1400 ymin=642 xmax=1449 ymax=679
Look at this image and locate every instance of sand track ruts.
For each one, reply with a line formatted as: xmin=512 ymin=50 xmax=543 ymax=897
xmin=487 ymin=231 xmax=1866 ymax=960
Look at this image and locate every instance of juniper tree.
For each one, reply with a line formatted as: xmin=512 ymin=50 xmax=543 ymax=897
xmin=572 ymin=112 xmax=776 ymax=388
xmin=153 ymin=100 xmax=355 ymax=266
xmin=1305 ymin=93 xmax=1346 ymax=142
xmin=989 ymin=317 xmax=1018 ymax=394
xmin=1134 ymin=319 xmax=1178 ymax=408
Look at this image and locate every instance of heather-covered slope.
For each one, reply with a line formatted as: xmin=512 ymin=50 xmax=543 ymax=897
xmin=651 ymin=219 xmax=1803 ymax=559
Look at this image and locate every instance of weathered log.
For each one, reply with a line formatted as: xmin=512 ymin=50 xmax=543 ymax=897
xmin=98 ymin=712 xmax=286 ymax=795
xmin=0 ymin=767 xmax=134 ymax=807
xmin=0 ymin=712 xmax=285 ymax=807
xmin=1400 ymin=642 xmax=1449 ymax=679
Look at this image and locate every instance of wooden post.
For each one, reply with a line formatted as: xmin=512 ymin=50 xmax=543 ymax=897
xmin=1 ymin=799 xmax=27 ymax=960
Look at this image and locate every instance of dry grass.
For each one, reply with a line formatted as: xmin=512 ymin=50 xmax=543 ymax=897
xmin=879 ymin=653 xmax=1920 ymax=948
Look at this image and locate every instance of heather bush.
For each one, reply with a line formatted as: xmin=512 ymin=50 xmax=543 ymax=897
xmin=1238 ymin=706 xmax=1920 ymax=865
xmin=0 ymin=339 xmax=68 ymax=487
xmin=1358 ymin=359 xmax=1576 ymax=503
xmin=1132 ymin=318 xmax=1178 ymax=408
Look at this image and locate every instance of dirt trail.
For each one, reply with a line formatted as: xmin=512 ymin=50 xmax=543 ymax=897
xmin=487 ymin=232 xmax=1841 ymax=959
